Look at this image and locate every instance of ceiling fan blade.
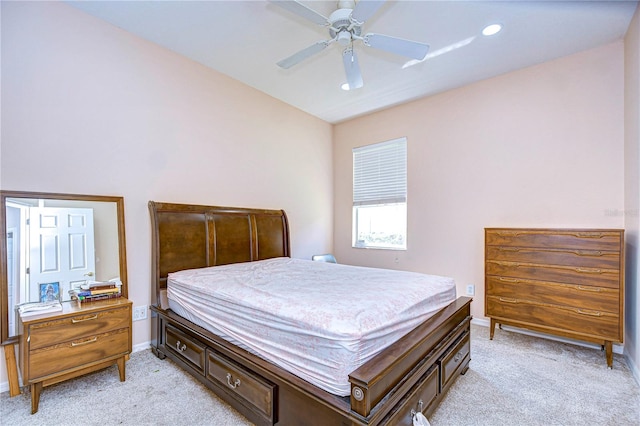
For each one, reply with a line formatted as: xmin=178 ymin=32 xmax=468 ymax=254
xmin=270 ymin=0 xmax=328 ymax=26
xmin=342 ymin=48 xmax=363 ymax=90
xmin=363 ymin=33 xmax=429 ymax=60
xmin=277 ymin=40 xmax=330 ymax=69
xmin=351 ymin=0 xmax=386 ymax=24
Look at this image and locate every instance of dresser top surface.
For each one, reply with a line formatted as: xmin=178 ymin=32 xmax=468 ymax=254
xmin=18 ymin=298 xmax=132 ymax=324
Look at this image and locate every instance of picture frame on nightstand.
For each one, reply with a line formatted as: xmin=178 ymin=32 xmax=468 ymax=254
xmin=39 ymin=282 xmax=60 ymax=303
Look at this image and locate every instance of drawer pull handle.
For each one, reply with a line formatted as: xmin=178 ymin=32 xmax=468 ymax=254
xmin=71 ymin=337 xmax=97 ymax=347
xmin=71 ymin=315 xmax=98 ymax=323
xmin=175 ymin=341 xmax=187 ymax=352
xmin=576 ymin=250 xmax=603 ymax=257
xmin=226 ymin=373 xmax=241 ymax=389
xmin=577 ymin=285 xmax=601 ymax=292
xmin=575 ymin=268 xmax=602 ymax=274
xmin=453 ymin=351 xmax=463 ymax=363
xmin=499 ymin=297 xmax=518 ymax=303
xmin=577 ymin=309 xmax=602 ymax=317
xmin=575 ymin=232 xmax=604 ymax=239
xmin=499 ymin=277 xmax=520 ymax=283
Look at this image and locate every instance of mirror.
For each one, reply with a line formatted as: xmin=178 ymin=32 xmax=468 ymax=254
xmin=0 ymin=191 xmax=128 ymax=344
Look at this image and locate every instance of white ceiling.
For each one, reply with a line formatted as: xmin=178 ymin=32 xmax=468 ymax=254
xmin=67 ymin=0 xmax=638 ymax=124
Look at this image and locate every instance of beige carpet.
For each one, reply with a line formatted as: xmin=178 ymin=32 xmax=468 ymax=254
xmin=1 ymin=325 xmax=639 ymax=425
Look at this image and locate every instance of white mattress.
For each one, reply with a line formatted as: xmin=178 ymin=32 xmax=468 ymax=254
xmin=167 ymin=257 xmax=456 ymax=396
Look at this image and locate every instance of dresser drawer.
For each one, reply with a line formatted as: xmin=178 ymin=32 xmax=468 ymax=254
xmin=485 ymin=246 xmax=621 ymax=269
xmin=486 ymin=260 xmax=619 ymax=289
xmin=380 ymin=366 xmax=439 ymax=426
xmin=29 ymin=306 xmax=131 ymax=350
xmin=206 ymin=349 xmax=275 ymax=423
xmin=486 ymin=296 xmax=620 ymax=340
xmin=486 ymin=229 xmax=622 ymax=251
xmin=29 ymin=327 xmax=129 ymax=380
xmin=439 ymin=331 xmax=470 ymax=391
xmin=165 ymin=324 xmax=206 ymax=374
xmin=486 ymin=276 xmax=620 ymax=314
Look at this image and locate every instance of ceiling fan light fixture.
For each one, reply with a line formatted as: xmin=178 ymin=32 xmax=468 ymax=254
xmin=337 ymin=30 xmax=352 ymax=46
xmin=482 ymin=23 xmax=503 ymax=36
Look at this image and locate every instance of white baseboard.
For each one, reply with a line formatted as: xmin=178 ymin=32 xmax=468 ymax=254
xmin=624 ymin=347 xmax=640 ymax=387
xmin=0 ymin=341 xmax=153 ymax=394
xmin=0 ymin=379 xmax=14 ymax=394
xmin=133 ymin=341 xmax=152 ymax=353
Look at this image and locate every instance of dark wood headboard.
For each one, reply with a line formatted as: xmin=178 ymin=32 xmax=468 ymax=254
xmin=149 ymin=201 xmax=290 ymax=306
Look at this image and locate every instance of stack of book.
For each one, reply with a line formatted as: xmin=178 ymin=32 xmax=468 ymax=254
xmin=69 ymin=281 xmax=122 ymax=304
xmin=17 ymin=301 xmax=63 ymax=316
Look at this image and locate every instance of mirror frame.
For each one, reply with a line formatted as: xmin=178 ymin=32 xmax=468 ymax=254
xmin=0 ymin=190 xmax=128 ymax=345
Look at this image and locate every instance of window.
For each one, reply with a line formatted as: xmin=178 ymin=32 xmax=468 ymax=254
xmin=352 ymin=137 xmax=407 ymax=250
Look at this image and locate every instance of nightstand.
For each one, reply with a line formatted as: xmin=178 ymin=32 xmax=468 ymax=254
xmin=18 ymin=298 xmax=132 ymax=413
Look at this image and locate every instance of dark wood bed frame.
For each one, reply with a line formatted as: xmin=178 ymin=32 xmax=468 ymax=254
xmin=149 ymin=201 xmax=472 ymax=426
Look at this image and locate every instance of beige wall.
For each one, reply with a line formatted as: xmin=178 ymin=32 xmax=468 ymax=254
xmin=624 ymin=4 xmax=640 ymax=383
xmin=334 ymin=42 xmax=626 ymax=322
xmin=0 ymin=1 xmax=333 ymax=384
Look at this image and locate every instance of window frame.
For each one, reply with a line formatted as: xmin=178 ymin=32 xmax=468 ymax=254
xmin=352 ymin=137 xmax=407 ymax=250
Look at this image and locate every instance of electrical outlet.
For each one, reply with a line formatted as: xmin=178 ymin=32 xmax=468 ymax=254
xmin=132 ymin=305 xmax=147 ymax=321
xmin=466 ymin=284 xmax=475 ymax=296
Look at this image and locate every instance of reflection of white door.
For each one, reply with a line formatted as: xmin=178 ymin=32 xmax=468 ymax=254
xmin=29 ymin=208 xmax=95 ymax=302
xmin=6 ymin=228 xmax=18 ymax=335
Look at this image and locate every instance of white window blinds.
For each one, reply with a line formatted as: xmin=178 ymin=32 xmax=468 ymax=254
xmin=353 ymin=137 xmax=407 ymax=206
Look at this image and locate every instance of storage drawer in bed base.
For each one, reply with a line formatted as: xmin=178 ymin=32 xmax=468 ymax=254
xmin=158 ymin=316 xmax=277 ymax=426
xmin=164 ymin=323 xmax=206 ymax=375
xmin=206 ymin=348 xmax=276 ymax=425
xmin=379 ymin=328 xmax=471 ymax=425
xmin=439 ymin=330 xmax=470 ymax=392
xmin=380 ymin=366 xmax=439 ymax=426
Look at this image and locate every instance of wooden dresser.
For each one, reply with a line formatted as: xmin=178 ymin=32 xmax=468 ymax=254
xmin=485 ymin=228 xmax=624 ymax=367
xmin=18 ymin=298 xmax=132 ymax=413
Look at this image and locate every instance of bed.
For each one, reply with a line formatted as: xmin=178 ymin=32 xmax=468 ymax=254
xmin=149 ymin=201 xmax=472 ymax=426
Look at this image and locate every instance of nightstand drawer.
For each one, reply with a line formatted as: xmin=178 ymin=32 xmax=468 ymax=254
xmin=165 ymin=324 xmax=206 ymax=374
xmin=206 ymin=349 xmax=275 ymax=423
xmin=29 ymin=327 xmax=129 ymax=380
xmin=29 ymin=306 xmax=131 ymax=350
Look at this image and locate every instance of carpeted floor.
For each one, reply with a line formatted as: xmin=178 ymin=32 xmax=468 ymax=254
xmin=1 ymin=325 xmax=639 ymax=425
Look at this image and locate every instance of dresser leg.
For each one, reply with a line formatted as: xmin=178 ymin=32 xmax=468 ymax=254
xmin=3 ymin=343 xmax=21 ymax=397
xmin=30 ymin=382 xmax=42 ymax=414
xmin=489 ymin=318 xmax=496 ymax=340
xmin=604 ymin=341 xmax=613 ymax=369
xmin=117 ymin=356 xmax=126 ymax=381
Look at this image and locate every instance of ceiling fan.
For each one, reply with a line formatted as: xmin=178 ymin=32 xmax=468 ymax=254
xmin=272 ymin=0 xmax=429 ymax=90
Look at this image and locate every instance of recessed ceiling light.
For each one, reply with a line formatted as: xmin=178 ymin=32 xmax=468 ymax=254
xmin=482 ymin=23 xmax=503 ymax=36
xmin=341 ymin=83 xmax=350 ymax=91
